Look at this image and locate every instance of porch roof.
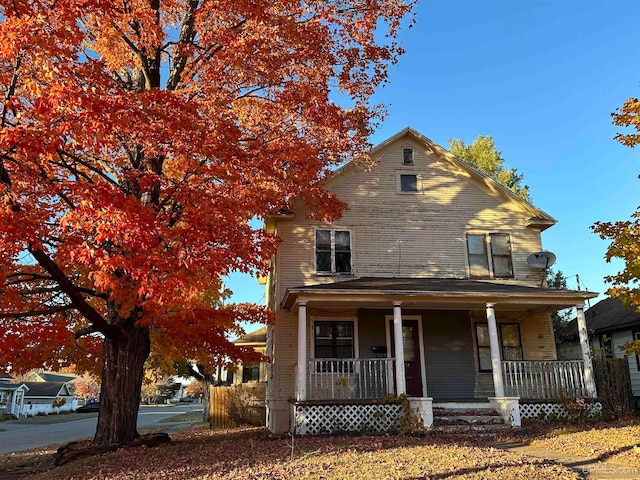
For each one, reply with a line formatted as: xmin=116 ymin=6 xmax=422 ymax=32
xmin=282 ymin=277 xmax=597 ymax=312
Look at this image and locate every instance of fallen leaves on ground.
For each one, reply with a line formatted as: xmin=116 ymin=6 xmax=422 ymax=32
xmin=19 ymin=426 xmax=579 ymax=480
xmin=528 ymin=421 xmax=640 ymax=466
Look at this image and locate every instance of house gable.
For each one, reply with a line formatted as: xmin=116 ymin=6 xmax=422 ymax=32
xmin=327 ymin=127 xmax=555 ymax=229
xmin=271 ymin=128 xmax=554 ymax=304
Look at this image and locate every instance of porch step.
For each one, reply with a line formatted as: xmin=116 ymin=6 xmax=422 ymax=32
xmin=432 ymin=407 xmax=511 ymax=435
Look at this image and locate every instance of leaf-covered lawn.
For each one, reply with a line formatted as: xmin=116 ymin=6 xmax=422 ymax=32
xmin=528 ymin=421 xmax=640 ymax=466
xmin=6 ymin=421 xmax=639 ymax=479
xmin=15 ymin=426 xmax=579 ymax=480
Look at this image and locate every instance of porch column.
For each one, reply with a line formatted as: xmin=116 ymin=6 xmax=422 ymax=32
xmin=486 ymin=303 xmax=505 ymax=397
xmin=576 ymin=303 xmax=598 ymax=398
xmin=296 ymin=301 xmax=308 ymax=401
xmin=393 ymin=301 xmax=407 ymax=396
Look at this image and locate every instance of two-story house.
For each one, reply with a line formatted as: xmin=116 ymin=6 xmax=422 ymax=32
xmin=263 ymin=127 xmax=598 ymax=435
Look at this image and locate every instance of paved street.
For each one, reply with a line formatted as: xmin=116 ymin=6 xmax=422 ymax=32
xmin=0 ymin=404 xmax=203 ymax=454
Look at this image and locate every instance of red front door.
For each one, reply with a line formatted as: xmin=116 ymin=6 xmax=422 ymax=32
xmin=389 ymin=319 xmax=423 ymax=397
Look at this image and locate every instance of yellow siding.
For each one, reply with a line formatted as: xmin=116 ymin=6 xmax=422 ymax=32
xmin=273 ymin=135 xmax=546 ymax=306
xmin=520 ymin=313 xmax=557 ymax=361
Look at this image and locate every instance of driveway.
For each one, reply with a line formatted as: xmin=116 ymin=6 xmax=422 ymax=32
xmin=0 ymin=404 xmax=203 ymax=455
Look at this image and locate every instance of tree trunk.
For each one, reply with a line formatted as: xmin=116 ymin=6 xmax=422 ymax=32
xmin=202 ymin=373 xmax=214 ymax=423
xmin=93 ymin=324 xmax=151 ymax=448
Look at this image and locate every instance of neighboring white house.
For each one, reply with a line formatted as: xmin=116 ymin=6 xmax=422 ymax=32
xmin=0 ymin=381 xmax=28 ymax=418
xmin=21 ymin=382 xmax=78 ymax=416
xmin=557 ymin=297 xmax=640 ymax=404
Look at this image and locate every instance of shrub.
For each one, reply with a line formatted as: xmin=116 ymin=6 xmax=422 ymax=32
xmin=225 ymin=385 xmax=265 ymax=427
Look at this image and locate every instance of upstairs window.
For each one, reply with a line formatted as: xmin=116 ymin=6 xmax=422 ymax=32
xmin=467 ymin=234 xmax=489 ymax=277
xmin=466 ymin=233 xmax=513 ymax=278
xmin=400 ymin=174 xmax=418 ymax=192
xmin=490 ymin=233 xmax=513 ymax=278
xmin=315 ymin=229 xmax=352 ymax=275
xmin=403 ymin=148 xmax=414 ymax=165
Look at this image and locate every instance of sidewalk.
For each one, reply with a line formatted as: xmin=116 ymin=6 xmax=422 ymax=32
xmin=493 ymin=441 xmax=640 ymax=480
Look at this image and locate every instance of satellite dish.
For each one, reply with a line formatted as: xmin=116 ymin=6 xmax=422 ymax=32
xmin=527 ymin=251 xmax=556 ymax=269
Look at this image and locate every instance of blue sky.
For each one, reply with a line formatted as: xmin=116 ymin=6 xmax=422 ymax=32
xmin=226 ymin=0 xmax=640 ymax=314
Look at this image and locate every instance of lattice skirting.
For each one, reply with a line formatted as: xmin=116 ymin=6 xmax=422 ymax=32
xmin=520 ymin=401 xmax=603 ymax=420
xmin=290 ymin=402 xmax=404 ymax=435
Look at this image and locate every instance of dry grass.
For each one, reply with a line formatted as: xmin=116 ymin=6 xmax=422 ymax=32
xmin=527 ymin=420 xmax=640 ymax=466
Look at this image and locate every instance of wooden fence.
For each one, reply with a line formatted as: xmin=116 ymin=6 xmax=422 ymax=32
xmin=209 ymin=384 xmax=267 ymax=429
xmin=209 ymin=386 xmax=233 ymax=429
xmin=592 ymin=355 xmax=634 ymax=417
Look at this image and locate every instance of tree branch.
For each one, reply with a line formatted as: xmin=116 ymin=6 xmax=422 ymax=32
xmin=27 ymin=245 xmax=120 ymax=340
xmin=0 ymin=304 xmax=72 ymax=319
xmin=166 ymin=0 xmax=199 ymax=90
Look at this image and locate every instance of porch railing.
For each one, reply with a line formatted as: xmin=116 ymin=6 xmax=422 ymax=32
xmin=502 ymin=360 xmax=589 ymax=399
xmin=307 ymin=358 xmax=395 ymax=401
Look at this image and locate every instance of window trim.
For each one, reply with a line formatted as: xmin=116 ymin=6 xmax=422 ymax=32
xmin=396 ymin=171 xmax=420 ymax=194
xmin=402 ymin=147 xmax=414 ymax=165
xmin=466 ymin=232 xmax=514 ymax=279
xmin=311 ymin=317 xmax=359 ymax=369
xmin=474 ymin=321 xmax=523 ymax=373
xmin=314 ymin=228 xmax=353 ymax=276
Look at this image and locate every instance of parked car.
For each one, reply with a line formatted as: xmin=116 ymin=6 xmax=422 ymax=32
xmin=76 ymin=400 xmax=100 ymax=412
xmin=178 ymin=396 xmax=194 ymax=403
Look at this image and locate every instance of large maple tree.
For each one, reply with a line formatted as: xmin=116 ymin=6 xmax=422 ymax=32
xmin=0 ymin=0 xmax=413 ymax=447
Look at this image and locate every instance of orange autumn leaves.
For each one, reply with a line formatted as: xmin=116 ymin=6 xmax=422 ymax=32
xmin=0 ymin=0 xmax=413 ymax=374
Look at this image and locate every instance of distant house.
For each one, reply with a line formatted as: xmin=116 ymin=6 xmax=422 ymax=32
xmin=23 ymin=371 xmax=78 ymax=383
xmin=22 ymin=381 xmax=77 ymax=415
xmin=0 ymin=381 xmax=28 ymax=418
xmin=233 ymin=326 xmax=268 ymax=384
xmin=23 ymin=370 xmax=80 ymax=394
xmin=557 ymin=297 xmax=640 ymax=403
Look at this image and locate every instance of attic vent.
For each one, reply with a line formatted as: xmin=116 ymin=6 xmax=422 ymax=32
xmin=402 ymin=148 xmax=414 ymax=165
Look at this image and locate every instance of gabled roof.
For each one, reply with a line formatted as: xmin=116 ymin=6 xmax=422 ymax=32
xmin=327 ymin=127 xmax=557 ymax=230
xmin=38 ymin=373 xmax=78 ymax=383
xmin=234 ymin=326 xmax=267 ymax=346
xmin=22 ymin=382 xmax=70 ymax=397
xmin=0 ymin=381 xmax=29 ymax=392
xmin=558 ymin=297 xmax=640 ymax=340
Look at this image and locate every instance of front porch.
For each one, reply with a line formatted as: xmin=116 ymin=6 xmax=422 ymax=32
xmin=282 ymin=278 xmax=599 ymax=435
xmin=291 ymin=357 xmax=596 ymax=434
xmin=306 ymin=358 xmax=592 ymax=402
